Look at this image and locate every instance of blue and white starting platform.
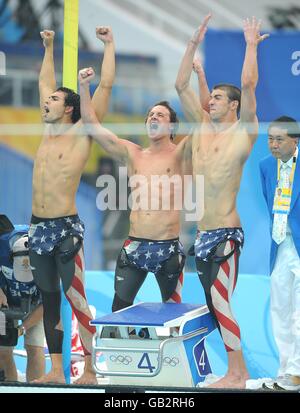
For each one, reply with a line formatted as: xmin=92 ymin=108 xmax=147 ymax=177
xmin=91 ymin=302 xmax=216 ymax=388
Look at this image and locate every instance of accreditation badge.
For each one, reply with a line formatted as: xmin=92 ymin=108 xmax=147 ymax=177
xmin=272 ymin=186 xmax=291 ymax=214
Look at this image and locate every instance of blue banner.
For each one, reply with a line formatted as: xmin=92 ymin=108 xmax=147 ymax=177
xmin=205 ymin=29 xmax=300 ymax=121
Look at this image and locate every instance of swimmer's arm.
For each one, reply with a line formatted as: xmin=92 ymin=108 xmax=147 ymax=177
xmin=175 ymin=135 xmax=193 ymax=163
xmin=240 ymin=18 xmax=269 ymax=139
xmin=79 ymin=71 xmax=131 ymax=163
xmin=39 ymin=30 xmax=57 ymax=112
xmin=175 ymin=15 xmax=211 ymax=123
xmin=193 ymin=56 xmax=210 ymax=112
xmin=91 ymin=27 xmax=115 ymax=122
xmin=175 ymin=42 xmax=204 ymax=123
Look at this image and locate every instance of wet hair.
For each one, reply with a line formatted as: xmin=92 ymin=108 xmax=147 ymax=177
xmin=269 ymin=116 xmax=300 ymax=139
xmin=212 ymin=83 xmax=241 ymax=115
xmin=145 ymin=100 xmax=179 ymax=140
xmin=56 ymin=87 xmax=81 ymax=124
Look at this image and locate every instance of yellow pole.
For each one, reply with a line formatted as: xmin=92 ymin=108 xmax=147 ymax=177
xmin=62 ymin=0 xmax=79 ymax=383
xmin=63 ymin=0 xmax=79 ymax=91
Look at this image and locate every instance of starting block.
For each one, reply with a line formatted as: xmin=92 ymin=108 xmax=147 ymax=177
xmin=91 ymin=302 xmax=216 ymax=388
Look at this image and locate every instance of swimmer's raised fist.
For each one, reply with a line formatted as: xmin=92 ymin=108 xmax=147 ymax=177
xmin=78 ymin=67 xmax=95 ymax=84
xmin=96 ymin=26 xmax=113 ymax=43
xmin=40 ymin=30 xmax=55 ymax=47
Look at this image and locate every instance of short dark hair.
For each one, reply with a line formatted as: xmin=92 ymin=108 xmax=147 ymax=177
xmin=269 ymin=116 xmax=300 ymax=139
xmin=145 ymin=100 xmax=179 ymax=140
xmin=212 ymin=84 xmax=241 ymax=115
xmin=56 ymin=87 xmax=81 ymax=124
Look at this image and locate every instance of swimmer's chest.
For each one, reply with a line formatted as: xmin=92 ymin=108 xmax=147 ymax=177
xmin=130 ymin=150 xmax=181 ymax=177
xmin=35 ymin=135 xmax=84 ymax=169
xmin=192 ymin=128 xmax=248 ymax=173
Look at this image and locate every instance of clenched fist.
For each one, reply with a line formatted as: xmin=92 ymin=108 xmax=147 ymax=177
xmin=96 ymin=26 xmax=113 ymax=43
xmin=78 ymin=67 xmax=95 ymax=85
xmin=40 ymin=29 xmax=55 ymax=47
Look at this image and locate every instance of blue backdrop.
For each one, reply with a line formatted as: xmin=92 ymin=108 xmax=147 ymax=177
xmin=205 ymin=29 xmax=300 ymax=121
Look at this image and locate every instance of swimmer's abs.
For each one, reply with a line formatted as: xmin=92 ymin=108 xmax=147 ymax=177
xmin=198 ymin=209 xmax=241 ymax=231
xmin=32 ymin=192 xmax=77 ymax=219
xmin=32 ymin=179 xmax=79 ymax=218
xmin=129 ymin=210 xmax=180 ymax=240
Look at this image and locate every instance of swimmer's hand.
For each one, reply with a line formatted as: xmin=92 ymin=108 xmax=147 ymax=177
xmin=243 ymin=17 xmax=269 ymax=45
xmin=78 ymin=67 xmax=95 ymax=85
xmin=193 ymin=57 xmax=204 ymax=75
xmin=96 ymin=26 xmax=113 ymax=44
xmin=40 ymin=30 xmax=55 ymax=47
xmin=191 ymin=13 xmax=211 ymax=46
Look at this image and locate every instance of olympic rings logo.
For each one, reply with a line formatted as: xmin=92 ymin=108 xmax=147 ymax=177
xmin=109 ymin=354 xmax=133 ymax=365
xmin=163 ymin=356 xmax=179 ymax=367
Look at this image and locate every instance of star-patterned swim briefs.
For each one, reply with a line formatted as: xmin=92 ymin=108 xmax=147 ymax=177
xmin=122 ymin=236 xmax=185 ymax=273
xmin=28 ymin=214 xmax=85 ymax=255
xmin=192 ymin=227 xmax=244 ymax=261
